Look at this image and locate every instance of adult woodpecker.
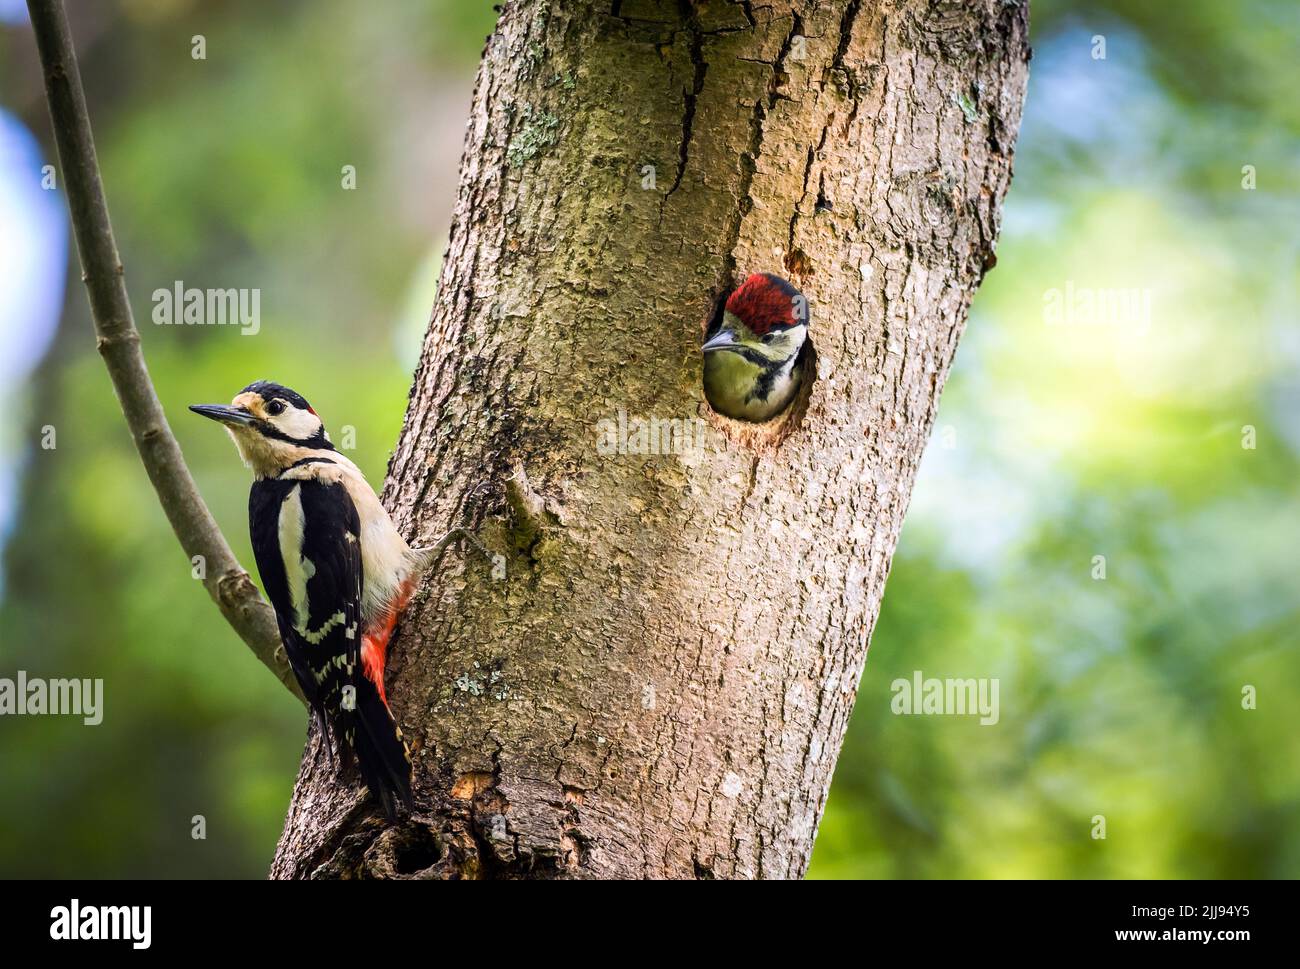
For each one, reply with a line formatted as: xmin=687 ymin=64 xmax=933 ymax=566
xmin=702 ymin=272 xmax=811 ymax=422
xmin=190 ymin=381 xmax=416 ymax=819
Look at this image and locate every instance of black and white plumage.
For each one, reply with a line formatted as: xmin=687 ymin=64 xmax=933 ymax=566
xmin=191 ymin=381 xmax=418 ymax=819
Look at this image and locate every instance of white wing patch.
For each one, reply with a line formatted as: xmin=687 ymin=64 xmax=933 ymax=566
xmin=278 ymin=483 xmax=351 ymax=646
xmin=277 ymin=485 xmax=316 ymax=633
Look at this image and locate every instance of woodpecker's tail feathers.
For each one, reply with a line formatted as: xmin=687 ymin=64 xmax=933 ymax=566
xmin=314 ymin=706 xmax=339 ymax=767
xmin=348 ymin=681 xmax=414 ymax=821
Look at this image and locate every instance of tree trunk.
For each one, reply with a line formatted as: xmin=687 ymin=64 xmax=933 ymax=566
xmin=271 ymin=0 xmax=1029 ymax=880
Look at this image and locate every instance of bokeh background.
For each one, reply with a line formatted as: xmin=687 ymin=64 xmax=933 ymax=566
xmin=0 ymin=0 xmax=1296 ymax=878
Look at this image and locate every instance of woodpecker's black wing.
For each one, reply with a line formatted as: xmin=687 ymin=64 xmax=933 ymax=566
xmin=250 ymin=475 xmax=360 ymax=714
xmin=249 ymin=473 xmax=412 ymax=818
xmin=249 ymin=479 xmax=313 ymax=692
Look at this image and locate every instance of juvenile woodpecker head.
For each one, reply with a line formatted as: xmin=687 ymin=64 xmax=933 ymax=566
xmin=702 ymin=272 xmax=809 ymax=422
xmin=190 ymin=380 xmax=334 ymax=478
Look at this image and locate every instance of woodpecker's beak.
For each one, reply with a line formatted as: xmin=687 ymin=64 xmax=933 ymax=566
xmin=189 ymin=403 xmax=255 ymax=427
xmin=702 ymin=329 xmax=739 ymax=353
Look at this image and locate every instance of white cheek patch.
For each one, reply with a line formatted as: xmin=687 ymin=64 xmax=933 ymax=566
xmin=274 ymin=405 xmax=324 ymax=441
xmin=760 ymin=327 xmax=806 ymax=362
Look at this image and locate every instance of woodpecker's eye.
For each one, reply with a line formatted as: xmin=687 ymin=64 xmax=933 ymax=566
xmin=266 ymin=399 xmax=286 ymax=417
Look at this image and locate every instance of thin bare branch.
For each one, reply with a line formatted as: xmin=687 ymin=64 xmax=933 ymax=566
xmin=25 ymin=0 xmax=304 ymax=704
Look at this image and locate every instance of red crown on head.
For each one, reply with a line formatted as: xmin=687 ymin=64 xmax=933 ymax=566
xmin=725 ymin=273 xmax=805 ymax=336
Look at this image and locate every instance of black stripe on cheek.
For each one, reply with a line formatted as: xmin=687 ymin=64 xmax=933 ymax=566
xmin=720 ymin=346 xmax=773 ymax=368
xmin=281 ymin=457 xmax=337 ymax=475
xmin=259 ymin=424 xmax=337 ymax=449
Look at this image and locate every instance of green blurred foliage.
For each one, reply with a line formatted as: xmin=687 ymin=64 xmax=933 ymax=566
xmin=0 ymin=0 xmax=1296 ymax=878
xmin=810 ymin=1 xmax=1300 ymax=878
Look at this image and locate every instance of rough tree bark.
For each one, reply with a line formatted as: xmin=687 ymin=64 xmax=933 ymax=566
xmin=272 ymin=0 xmax=1029 ymax=879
